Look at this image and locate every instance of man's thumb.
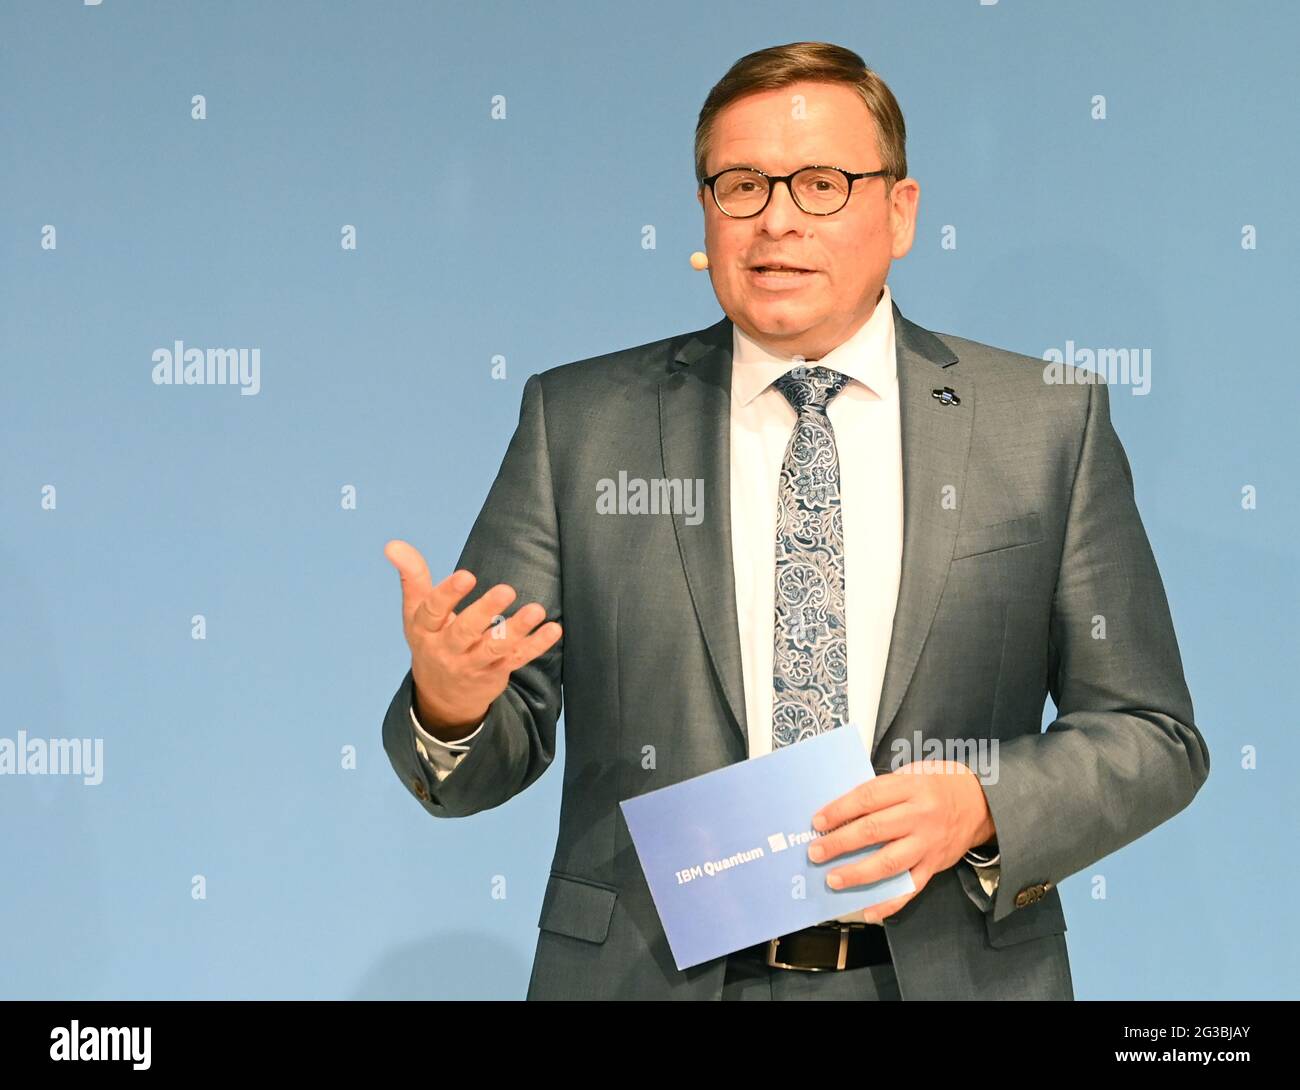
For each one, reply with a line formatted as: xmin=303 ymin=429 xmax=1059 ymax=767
xmin=384 ymin=539 xmax=432 ymax=594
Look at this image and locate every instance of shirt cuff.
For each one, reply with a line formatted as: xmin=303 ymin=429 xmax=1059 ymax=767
xmin=974 ymin=864 xmax=1000 ymax=898
xmin=409 ymin=705 xmax=485 ymax=751
xmin=963 ymin=843 xmax=1001 ymax=899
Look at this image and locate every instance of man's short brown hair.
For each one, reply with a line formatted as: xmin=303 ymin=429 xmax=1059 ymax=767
xmin=694 ymin=41 xmax=907 ymax=192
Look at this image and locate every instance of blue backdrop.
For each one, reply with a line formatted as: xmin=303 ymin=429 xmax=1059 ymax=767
xmin=2 ymin=0 xmax=1295 ymax=999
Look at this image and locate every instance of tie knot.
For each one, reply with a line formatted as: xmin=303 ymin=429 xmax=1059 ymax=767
xmin=773 ymin=365 xmax=850 ymax=413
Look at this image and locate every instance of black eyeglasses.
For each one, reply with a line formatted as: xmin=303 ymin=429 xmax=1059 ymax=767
xmin=699 ymin=164 xmax=890 ymax=217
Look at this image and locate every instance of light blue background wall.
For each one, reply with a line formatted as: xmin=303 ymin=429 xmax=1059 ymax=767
xmin=2 ymin=0 xmax=1294 ymax=999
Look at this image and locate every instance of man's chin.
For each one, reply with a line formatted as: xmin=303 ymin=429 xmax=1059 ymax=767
xmin=737 ymin=303 xmax=823 ymax=342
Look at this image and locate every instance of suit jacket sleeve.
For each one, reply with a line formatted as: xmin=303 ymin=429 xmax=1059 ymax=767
xmin=381 ymin=372 xmax=563 ymax=818
xmin=978 ymin=375 xmax=1210 ymax=922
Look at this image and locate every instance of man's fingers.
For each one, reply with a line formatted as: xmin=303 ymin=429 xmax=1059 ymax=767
xmin=386 ymin=539 xmax=458 ymax=627
xmin=812 ymin=769 xmax=913 ymax=834
xmin=441 ymin=583 xmax=519 ymax=653
xmin=506 ymin=618 xmax=564 ymax=668
xmin=408 ymin=566 xmax=477 ymax=633
xmin=470 ymin=604 xmax=561 ymax=670
xmin=808 ymin=801 xmax=916 ymax=864
xmin=388 ymin=539 xmax=558 ymax=670
xmin=468 ymin=602 xmax=544 ymax=665
xmin=828 ymin=834 xmax=925 ymax=894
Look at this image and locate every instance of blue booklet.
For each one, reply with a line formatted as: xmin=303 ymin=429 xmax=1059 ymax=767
xmin=619 ymin=720 xmax=915 ymax=970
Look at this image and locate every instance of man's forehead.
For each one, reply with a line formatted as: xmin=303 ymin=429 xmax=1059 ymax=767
xmin=709 ymin=87 xmax=877 ymax=167
xmin=714 ymin=83 xmax=869 ymax=125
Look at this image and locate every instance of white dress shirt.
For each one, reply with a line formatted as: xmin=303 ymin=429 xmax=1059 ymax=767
xmin=410 ymin=284 xmax=999 ymax=930
xmin=730 ymin=285 xmax=900 ymax=925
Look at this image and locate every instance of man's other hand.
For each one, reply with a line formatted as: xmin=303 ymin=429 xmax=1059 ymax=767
xmin=808 ymin=760 xmax=996 ymax=923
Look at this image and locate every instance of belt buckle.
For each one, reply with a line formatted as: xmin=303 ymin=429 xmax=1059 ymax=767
xmin=765 ymin=924 xmax=851 ymax=972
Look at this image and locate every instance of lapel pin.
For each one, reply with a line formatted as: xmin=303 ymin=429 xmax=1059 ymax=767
xmin=931 ymin=386 xmax=961 ymax=406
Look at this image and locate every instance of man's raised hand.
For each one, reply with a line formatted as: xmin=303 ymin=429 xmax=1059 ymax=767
xmin=384 ymin=539 xmax=562 ymax=740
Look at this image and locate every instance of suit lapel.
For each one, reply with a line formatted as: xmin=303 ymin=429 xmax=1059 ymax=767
xmin=659 ymin=301 xmax=972 ymax=764
xmin=870 ymin=302 xmax=970 ymax=759
xmin=659 ymin=316 xmax=750 ymax=754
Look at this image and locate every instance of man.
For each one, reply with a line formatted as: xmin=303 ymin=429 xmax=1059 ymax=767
xmin=381 ymin=41 xmax=1209 ymax=1000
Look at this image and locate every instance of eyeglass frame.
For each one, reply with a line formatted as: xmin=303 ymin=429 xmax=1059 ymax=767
xmin=698 ymin=163 xmax=891 ymax=218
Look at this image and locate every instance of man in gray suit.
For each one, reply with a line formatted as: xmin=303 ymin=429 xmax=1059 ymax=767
xmin=381 ymin=41 xmax=1209 ymax=1000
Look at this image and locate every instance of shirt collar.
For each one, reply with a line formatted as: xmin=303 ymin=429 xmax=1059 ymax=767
xmin=730 ymin=283 xmax=897 ymax=407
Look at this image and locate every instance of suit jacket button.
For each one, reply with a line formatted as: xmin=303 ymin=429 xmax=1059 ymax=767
xmin=411 ymin=777 xmax=429 ymax=801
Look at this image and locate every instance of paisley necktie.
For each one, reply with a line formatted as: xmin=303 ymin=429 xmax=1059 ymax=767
xmin=771 ymin=365 xmax=851 ymax=749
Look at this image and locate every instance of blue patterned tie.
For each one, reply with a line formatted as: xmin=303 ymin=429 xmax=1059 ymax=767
xmin=771 ymin=365 xmax=852 ymax=748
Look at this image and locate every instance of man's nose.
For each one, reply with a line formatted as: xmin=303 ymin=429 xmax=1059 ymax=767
xmin=756 ymin=178 xmax=807 ymax=235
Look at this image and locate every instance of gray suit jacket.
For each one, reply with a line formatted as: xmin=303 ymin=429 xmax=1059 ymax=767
xmin=382 ymin=300 xmax=1210 ymax=1000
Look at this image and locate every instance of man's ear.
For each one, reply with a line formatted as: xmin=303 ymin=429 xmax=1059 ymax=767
xmin=888 ymin=177 xmax=920 ymax=260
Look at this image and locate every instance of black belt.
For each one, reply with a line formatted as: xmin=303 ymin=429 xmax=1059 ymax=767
xmin=741 ymin=921 xmax=893 ymax=971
